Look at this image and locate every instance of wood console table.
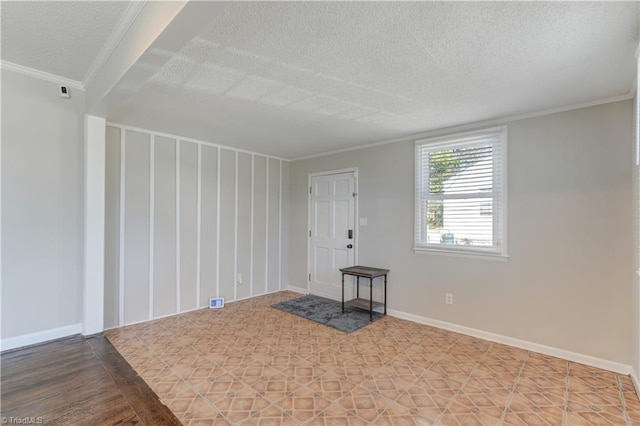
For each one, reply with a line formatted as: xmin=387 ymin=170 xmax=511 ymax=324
xmin=340 ymin=266 xmax=389 ymax=321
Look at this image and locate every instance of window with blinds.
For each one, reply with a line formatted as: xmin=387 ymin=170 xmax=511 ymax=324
xmin=415 ymin=127 xmax=506 ymax=256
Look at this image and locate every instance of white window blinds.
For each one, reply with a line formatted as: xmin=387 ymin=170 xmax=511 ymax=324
xmin=415 ymin=127 xmax=506 ymax=256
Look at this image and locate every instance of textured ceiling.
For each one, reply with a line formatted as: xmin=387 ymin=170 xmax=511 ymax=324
xmin=1 ymin=1 xmax=130 ymax=82
xmin=2 ymin=2 xmax=637 ymax=159
xmin=108 ymin=1 xmax=639 ymax=159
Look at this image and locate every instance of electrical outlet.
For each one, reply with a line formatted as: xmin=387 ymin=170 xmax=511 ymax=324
xmin=445 ymin=293 xmax=453 ymax=305
xmin=237 ymin=273 xmax=243 ymax=284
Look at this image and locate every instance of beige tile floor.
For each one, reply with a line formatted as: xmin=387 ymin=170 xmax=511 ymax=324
xmin=106 ymin=291 xmax=640 ymax=425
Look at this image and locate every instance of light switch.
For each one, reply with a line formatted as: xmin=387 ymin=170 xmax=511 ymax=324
xmin=359 ymin=218 xmax=368 ymax=226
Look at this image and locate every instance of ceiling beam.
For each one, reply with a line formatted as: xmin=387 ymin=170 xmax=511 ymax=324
xmin=86 ymin=1 xmax=230 ymax=117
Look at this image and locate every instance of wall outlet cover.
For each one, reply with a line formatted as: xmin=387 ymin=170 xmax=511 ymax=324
xmin=209 ymin=298 xmax=224 ymax=309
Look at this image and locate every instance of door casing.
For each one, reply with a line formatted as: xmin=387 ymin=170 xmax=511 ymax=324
xmin=307 ymin=168 xmax=359 ymax=297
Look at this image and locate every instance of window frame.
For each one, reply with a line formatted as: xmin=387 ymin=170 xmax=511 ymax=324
xmin=414 ymin=126 xmax=508 ymax=260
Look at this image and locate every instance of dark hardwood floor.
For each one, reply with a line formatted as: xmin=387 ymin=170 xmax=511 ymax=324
xmin=1 ymin=334 xmax=181 ymax=425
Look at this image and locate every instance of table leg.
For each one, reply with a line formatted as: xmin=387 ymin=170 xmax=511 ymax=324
xmin=342 ymin=273 xmax=345 ymax=313
xmin=384 ymin=274 xmax=387 ymax=315
xmin=356 ymin=276 xmax=359 ymax=298
xmin=369 ymin=277 xmax=373 ymax=321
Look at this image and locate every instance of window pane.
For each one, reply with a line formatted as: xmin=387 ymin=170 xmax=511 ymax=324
xmin=415 ymin=126 xmax=505 ymax=255
xmin=426 ymin=198 xmax=493 ymax=246
xmin=428 ymin=145 xmax=493 ymax=195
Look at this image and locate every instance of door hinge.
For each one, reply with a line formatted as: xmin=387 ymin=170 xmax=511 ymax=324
xmin=310 ymin=187 xmax=312 ymax=194
xmin=309 ymin=230 xmax=311 ymax=237
xmin=308 ymin=273 xmax=311 ymax=281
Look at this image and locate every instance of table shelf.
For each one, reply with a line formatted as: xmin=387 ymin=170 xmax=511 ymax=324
xmin=344 ymin=298 xmax=384 ymax=312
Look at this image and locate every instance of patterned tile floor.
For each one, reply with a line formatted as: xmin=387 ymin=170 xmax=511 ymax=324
xmin=106 ymin=291 xmax=640 ymax=425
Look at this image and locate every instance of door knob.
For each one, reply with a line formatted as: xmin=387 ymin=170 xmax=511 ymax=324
xmin=347 ymin=244 xmax=353 ymax=249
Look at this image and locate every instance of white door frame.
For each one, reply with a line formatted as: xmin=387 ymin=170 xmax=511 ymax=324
xmin=307 ymin=168 xmax=359 ymax=294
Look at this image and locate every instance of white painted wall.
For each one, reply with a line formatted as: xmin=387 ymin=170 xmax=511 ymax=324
xmin=1 ymin=70 xmax=85 ymax=342
xmin=104 ymin=124 xmax=288 ymax=328
xmin=289 ymin=100 xmax=634 ymax=365
xmin=83 ymin=115 xmax=106 ymax=335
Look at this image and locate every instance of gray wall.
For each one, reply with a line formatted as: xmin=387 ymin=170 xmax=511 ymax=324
xmin=104 ymin=125 xmax=288 ymax=328
xmin=290 ymin=100 xmax=634 ymax=364
xmin=1 ymin=70 xmax=85 ymax=338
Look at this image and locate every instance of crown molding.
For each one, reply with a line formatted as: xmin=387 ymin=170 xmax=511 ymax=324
xmin=1 ymin=2 xmax=148 ymax=92
xmin=1 ymin=61 xmax=84 ymax=90
xmin=82 ymin=0 xmax=148 ymax=89
xmin=291 ymin=91 xmax=635 ymax=162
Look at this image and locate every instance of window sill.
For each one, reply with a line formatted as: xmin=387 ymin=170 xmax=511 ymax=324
xmin=413 ymin=246 xmax=509 ymax=262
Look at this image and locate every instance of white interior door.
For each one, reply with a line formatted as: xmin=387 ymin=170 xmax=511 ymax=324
xmin=308 ymin=171 xmax=356 ymax=300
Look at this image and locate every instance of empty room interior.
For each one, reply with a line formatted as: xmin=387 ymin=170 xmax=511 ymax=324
xmin=2 ymin=1 xmax=640 ymax=425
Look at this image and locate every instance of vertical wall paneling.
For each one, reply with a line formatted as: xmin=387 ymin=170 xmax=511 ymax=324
xmin=234 ymin=151 xmax=239 ymax=301
xmin=200 ymin=146 xmax=218 ymax=306
xmin=265 ymin=159 xmax=269 ymax=294
xmin=153 ymin=137 xmax=177 ymax=317
xmin=219 ymin=149 xmax=236 ymax=301
xmin=237 ymin=152 xmax=252 ymax=300
xmin=180 ymin=142 xmax=198 ymax=312
xmin=250 ymin=155 xmax=255 ymax=297
xmin=279 ymin=160 xmax=282 ymax=290
xmin=104 ymin=126 xmax=121 ymax=329
xmin=104 ymin=124 xmax=288 ymax=327
xmin=252 ymin=157 xmax=267 ymax=296
xmin=118 ymin=128 xmax=125 ymax=326
xmin=148 ymin=135 xmax=155 ymax=319
xmin=216 ymin=148 xmax=221 ymax=298
xmin=123 ymin=130 xmax=150 ymax=324
xmin=175 ymin=141 xmax=181 ymax=312
xmin=196 ymin=144 xmax=202 ymax=308
xmin=267 ymin=158 xmax=280 ymax=293
xmin=281 ymin=161 xmax=290 ymax=290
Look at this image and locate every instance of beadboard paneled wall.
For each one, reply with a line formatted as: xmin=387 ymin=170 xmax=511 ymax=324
xmin=104 ymin=124 xmax=288 ymax=328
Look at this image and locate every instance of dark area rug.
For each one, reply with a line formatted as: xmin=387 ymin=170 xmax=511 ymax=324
xmin=272 ymin=294 xmax=383 ymax=333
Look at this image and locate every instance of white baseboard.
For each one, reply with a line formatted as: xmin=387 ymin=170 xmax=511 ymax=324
xmin=1 ymin=323 xmax=82 ymax=352
xmin=632 ymin=368 xmax=640 ymax=396
xmin=287 ymin=285 xmax=308 ymax=294
xmin=110 ymin=289 xmax=297 ymax=331
xmin=387 ymin=308 xmax=633 ymax=375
